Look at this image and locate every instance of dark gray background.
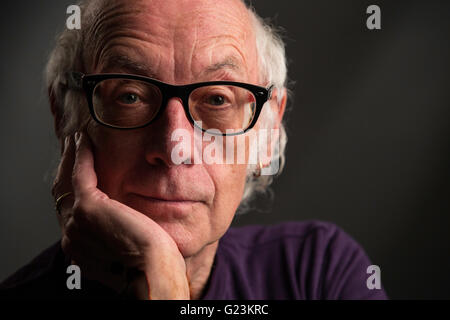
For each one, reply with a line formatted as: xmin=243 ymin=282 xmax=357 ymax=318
xmin=1 ymin=0 xmax=449 ymax=299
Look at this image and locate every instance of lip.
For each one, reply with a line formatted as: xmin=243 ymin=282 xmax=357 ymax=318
xmin=132 ymin=193 xmax=199 ymax=203
xmin=127 ymin=193 xmax=203 ymax=217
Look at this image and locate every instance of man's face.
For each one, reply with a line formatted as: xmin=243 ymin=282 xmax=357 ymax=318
xmin=84 ymin=0 xmax=260 ymax=257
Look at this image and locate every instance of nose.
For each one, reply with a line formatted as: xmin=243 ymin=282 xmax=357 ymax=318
xmin=143 ymin=97 xmax=195 ymax=167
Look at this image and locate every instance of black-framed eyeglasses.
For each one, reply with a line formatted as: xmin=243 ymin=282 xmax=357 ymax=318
xmin=67 ymin=72 xmax=273 ymax=136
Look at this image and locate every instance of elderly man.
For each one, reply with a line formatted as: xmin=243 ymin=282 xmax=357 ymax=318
xmin=0 ymin=0 xmax=387 ymax=300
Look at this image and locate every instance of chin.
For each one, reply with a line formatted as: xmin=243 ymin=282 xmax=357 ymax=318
xmin=121 ymin=194 xmax=214 ymax=256
xmin=156 ymin=220 xmax=209 ymax=257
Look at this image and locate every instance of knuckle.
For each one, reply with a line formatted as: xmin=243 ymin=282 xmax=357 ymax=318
xmin=72 ymin=197 xmax=93 ymax=226
xmin=72 ymin=201 xmax=86 ymax=225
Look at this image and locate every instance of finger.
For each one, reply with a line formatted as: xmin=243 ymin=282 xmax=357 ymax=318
xmin=53 ymin=136 xmax=76 ymax=227
xmin=52 ymin=135 xmax=76 ymax=199
xmin=72 ymin=131 xmax=104 ymax=199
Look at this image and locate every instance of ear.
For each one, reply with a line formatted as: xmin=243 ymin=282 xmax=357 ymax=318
xmin=260 ymin=88 xmax=287 ymax=174
xmin=48 ymin=87 xmax=65 ymax=153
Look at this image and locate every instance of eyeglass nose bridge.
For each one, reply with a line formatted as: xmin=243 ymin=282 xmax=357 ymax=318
xmin=152 ymin=82 xmax=195 ymax=127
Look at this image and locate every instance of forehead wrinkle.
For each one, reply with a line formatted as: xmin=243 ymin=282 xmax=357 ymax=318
xmin=85 ymin=0 xmax=133 ymax=69
xmin=95 ymin=29 xmax=165 ymax=71
xmin=195 ymin=36 xmax=249 ymax=81
xmin=86 ymin=3 xmax=171 ymax=73
xmin=192 ymin=4 xmax=251 ymax=41
xmin=173 ymin=16 xmax=196 ymax=83
xmin=85 ymin=0 xmax=256 ymax=83
xmin=188 ymin=5 xmax=253 ymax=80
xmin=167 ymin=0 xmax=253 ymax=81
xmin=94 ymin=30 xmax=163 ymax=73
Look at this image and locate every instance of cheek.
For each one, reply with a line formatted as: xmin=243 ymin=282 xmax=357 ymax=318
xmin=203 ymin=161 xmax=247 ymax=243
xmin=87 ymin=124 xmax=141 ymax=197
xmin=206 ymin=134 xmax=252 ymax=211
xmin=210 ymin=163 xmax=247 ymax=195
xmin=206 ymin=162 xmax=248 ymax=227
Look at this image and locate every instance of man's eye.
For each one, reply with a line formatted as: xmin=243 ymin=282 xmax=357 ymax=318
xmin=118 ymin=93 xmax=140 ymax=104
xmin=206 ymin=95 xmax=226 ymax=106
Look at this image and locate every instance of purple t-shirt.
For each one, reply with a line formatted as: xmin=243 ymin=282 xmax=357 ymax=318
xmin=0 ymin=220 xmax=387 ymax=299
xmin=202 ymin=220 xmax=387 ymax=299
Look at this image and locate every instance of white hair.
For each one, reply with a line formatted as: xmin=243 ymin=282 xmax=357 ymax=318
xmin=238 ymin=4 xmax=288 ymax=212
xmin=45 ymin=0 xmax=289 ymax=212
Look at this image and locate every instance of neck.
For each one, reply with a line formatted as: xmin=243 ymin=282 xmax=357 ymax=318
xmin=185 ymin=240 xmax=219 ymax=300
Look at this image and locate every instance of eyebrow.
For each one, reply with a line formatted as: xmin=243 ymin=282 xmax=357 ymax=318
xmin=99 ymin=54 xmax=157 ymax=78
xmin=99 ymin=54 xmax=243 ymax=80
xmin=204 ymin=57 xmax=241 ymax=75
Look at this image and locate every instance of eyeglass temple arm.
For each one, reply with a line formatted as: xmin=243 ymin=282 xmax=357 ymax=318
xmin=267 ymin=85 xmax=275 ymax=100
xmin=66 ymin=71 xmax=84 ymax=90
